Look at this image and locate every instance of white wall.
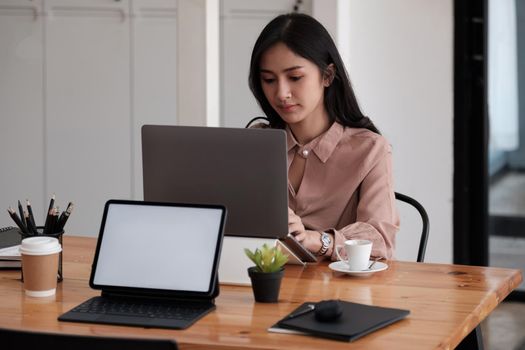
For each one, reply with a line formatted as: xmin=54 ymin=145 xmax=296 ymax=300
xmin=344 ymin=0 xmax=454 ymax=263
xmin=220 ymin=0 xmax=312 ymax=127
xmin=177 ymin=0 xmax=220 ymax=127
xmin=0 ymin=0 xmax=179 ymax=236
xmin=1 ymin=0 xmax=454 ymax=263
xmin=222 ymin=0 xmax=454 ymax=263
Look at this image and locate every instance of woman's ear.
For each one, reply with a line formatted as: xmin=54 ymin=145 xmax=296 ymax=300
xmin=323 ymin=64 xmax=336 ymax=87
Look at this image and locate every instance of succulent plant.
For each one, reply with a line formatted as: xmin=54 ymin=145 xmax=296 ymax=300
xmin=244 ymin=243 xmax=288 ymax=273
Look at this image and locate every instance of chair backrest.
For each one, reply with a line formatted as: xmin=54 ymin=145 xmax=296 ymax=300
xmin=394 ymin=192 xmax=429 ymax=262
xmin=0 ymin=328 xmax=178 ymax=350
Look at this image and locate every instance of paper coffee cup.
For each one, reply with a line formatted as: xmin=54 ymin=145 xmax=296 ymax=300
xmin=20 ymin=237 xmax=62 ymax=297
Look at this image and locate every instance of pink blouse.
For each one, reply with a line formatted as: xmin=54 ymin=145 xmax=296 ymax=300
xmin=286 ymin=122 xmax=399 ymax=260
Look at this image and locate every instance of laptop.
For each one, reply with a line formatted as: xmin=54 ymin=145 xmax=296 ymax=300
xmin=58 ymin=199 xmax=226 ymax=329
xmin=142 ymin=125 xmax=288 ymax=239
xmin=141 ymin=125 xmax=317 ymax=284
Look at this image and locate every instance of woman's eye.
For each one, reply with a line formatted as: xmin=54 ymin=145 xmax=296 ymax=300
xmin=290 ymin=76 xmax=303 ymax=82
xmin=262 ymin=77 xmax=275 ymax=84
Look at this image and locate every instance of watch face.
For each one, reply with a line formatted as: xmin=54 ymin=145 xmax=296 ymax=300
xmin=318 ymin=233 xmax=331 ymax=256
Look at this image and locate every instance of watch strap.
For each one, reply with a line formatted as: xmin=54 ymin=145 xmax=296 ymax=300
xmin=317 ymin=232 xmax=331 ymax=256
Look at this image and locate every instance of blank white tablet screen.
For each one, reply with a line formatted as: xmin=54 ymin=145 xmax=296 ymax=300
xmin=93 ymin=203 xmax=223 ymax=292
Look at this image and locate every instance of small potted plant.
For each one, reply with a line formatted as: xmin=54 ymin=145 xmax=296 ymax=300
xmin=244 ymin=244 xmax=288 ymax=303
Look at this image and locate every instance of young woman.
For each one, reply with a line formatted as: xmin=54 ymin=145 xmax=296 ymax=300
xmin=248 ymin=13 xmax=399 ymax=260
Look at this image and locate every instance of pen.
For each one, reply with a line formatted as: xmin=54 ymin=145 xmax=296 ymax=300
xmin=7 ymin=207 xmax=27 ymax=233
xmin=284 ymin=304 xmax=315 ymax=320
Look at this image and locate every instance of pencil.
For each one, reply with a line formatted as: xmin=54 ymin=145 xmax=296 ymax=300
xmin=50 ymin=207 xmax=59 ymax=234
xmin=17 ymin=200 xmax=27 ymax=232
xmin=26 ymin=199 xmax=37 ymax=232
xmin=7 ymin=207 xmax=27 ymax=233
xmin=56 ymin=203 xmax=73 ymax=231
xmin=24 ymin=210 xmax=37 ymax=235
xmin=43 ymin=208 xmax=54 ymax=235
xmin=43 ymin=194 xmax=55 ymax=235
xmin=47 ymin=194 xmax=55 ymax=213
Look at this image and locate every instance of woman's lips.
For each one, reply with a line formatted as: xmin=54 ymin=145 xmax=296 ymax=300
xmin=279 ymin=104 xmax=298 ymax=112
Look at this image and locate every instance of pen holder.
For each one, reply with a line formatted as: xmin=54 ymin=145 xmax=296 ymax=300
xmin=19 ymin=227 xmax=64 ymax=283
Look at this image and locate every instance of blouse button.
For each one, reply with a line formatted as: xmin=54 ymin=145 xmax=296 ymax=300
xmin=301 ymin=149 xmax=309 ymax=158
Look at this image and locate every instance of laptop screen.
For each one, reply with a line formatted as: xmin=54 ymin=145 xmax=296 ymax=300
xmin=90 ymin=200 xmax=226 ymax=297
xmin=141 ymin=125 xmax=288 ymax=239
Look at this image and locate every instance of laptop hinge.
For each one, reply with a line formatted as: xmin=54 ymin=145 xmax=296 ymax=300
xmin=100 ymin=290 xmax=216 ymax=304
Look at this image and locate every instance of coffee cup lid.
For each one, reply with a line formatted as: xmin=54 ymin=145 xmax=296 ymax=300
xmin=19 ymin=237 xmax=62 ymax=256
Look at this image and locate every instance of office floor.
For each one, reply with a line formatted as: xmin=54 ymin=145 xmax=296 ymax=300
xmin=483 ymin=171 xmax=525 ymax=349
xmin=482 ymin=302 xmax=525 ymax=350
xmin=489 ymin=171 xmax=525 ymax=291
xmin=489 ymin=171 xmax=525 ymax=217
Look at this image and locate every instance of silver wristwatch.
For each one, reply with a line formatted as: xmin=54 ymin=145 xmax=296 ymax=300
xmin=317 ymin=232 xmax=332 ymax=256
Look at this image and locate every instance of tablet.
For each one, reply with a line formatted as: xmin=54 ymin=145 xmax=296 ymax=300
xmin=280 ymin=234 xmax=318 ymax=263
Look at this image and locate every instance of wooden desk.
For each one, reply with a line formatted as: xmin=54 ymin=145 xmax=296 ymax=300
xmin=0 ymin=236 xmax=521 ymax=349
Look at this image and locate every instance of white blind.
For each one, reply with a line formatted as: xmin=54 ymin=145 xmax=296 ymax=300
xmin=489 ymin=0 xmax=519 ymax=151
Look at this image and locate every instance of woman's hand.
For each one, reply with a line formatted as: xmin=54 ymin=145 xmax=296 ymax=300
xmin=288 ymin=207 xmax=305 ymax=235
xmin=288 ymin=208 xmax=322 ymax=254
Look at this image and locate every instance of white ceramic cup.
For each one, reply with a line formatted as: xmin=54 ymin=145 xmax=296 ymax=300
xmin=20 ymin=237 xmax=62 ymax=297
xmin=335 ymin=239 xmax=372 ymax=271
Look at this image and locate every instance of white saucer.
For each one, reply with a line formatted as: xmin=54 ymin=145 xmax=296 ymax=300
xmin=328 ymin=260 xmax=388 ymax=276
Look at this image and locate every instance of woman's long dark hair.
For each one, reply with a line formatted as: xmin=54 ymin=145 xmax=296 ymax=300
xmin=248 ymin=13 xmax=380 ymax=134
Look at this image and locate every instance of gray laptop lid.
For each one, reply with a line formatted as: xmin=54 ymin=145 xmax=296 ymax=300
xmin=141 ymin=125 xmax=288 ymax=239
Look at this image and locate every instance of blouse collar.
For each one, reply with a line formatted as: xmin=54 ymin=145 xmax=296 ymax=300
xmin=286 ymin=122 xmax=344 ymax=163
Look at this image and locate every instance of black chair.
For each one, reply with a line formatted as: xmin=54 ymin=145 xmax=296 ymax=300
xmin=395 ymin=192 xmax=429 ymax=262
xmin=0 ymin=327 xmax=178 ymax=350
xmin=245 ymin=116 xmax=269 ymax=128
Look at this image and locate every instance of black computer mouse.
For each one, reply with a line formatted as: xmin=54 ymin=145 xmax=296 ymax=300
xmin=314 ymin=300 xmax=343 ymax=322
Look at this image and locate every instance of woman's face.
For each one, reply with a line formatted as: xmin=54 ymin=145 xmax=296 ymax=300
xmin=259 ymin=43 xmax=330 ymax=127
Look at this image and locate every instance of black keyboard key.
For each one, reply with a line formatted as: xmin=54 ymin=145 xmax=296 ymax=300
xmin=72 ymin=297 xmax=210 ymax=321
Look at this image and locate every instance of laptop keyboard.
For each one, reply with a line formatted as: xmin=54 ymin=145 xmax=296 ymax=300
xmin=72 ymin=297 xmax=212 ymax=321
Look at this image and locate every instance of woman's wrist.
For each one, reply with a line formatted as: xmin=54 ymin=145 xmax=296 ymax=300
xmin=317 ymin=231 xmax=333 ymax=256
xmin=326 ymin=233 xmax=335 ymax=256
